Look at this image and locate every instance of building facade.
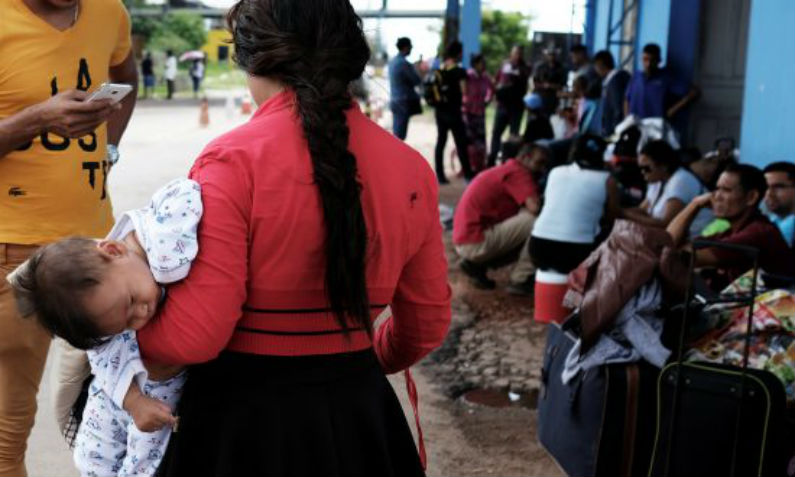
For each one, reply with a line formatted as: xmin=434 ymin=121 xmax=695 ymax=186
xmin=585 ymin=0 xmax=795 ymax=167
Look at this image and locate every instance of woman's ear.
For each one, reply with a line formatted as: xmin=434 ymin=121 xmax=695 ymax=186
xmin=96 ymin=240 xmax=127 ymax=261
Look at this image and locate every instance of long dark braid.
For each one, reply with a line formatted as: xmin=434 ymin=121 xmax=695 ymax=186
xmin=228 ymin=0 xmax=372 ymax=335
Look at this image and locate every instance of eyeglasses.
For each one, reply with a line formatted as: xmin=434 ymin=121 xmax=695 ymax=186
xmin=768 ymin=184 xmax=795 ymax=191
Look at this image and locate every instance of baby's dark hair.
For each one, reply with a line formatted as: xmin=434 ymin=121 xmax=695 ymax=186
xmin=7 ymin=237 xmax=109 ymax=350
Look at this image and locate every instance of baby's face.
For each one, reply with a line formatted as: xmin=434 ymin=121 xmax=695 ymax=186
xmin=81 ymin=249 xmax=161 ymax=336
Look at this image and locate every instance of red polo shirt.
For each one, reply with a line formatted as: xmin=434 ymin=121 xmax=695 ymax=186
xmin=705 ymin=211 xmax=794 ymax=281
xmin=137 ymin=90 xmax=451 ymax=374
xmin=452 ymin=159 xmax=538 ymax=244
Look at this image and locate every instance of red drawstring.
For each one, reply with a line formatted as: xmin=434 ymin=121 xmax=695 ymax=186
xmin=404 ymin=368 xmax=426 ymax=470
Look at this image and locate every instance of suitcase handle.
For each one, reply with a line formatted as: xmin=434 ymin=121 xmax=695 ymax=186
xmin=660 ymin=241 xmax=761 ymax=477
xmin=691 ymin=239 xmax=760 ymax=258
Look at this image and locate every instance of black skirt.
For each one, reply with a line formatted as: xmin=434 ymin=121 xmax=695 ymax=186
xmin=529 ymin=236 xmax=596 ymax=274
xmin=156 ymin=349 xmax=424 ymax=477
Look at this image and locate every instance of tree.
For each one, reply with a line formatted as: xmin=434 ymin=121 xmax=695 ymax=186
xmin=132 ymin=16 xmax=160 ymax=41
xmin=479 ymin=10 xmax=530 ymax=73
xmin=146 ymin=12 xmax=207 ymax=54
xmin=121 ymin=0 xmax=147 ymax=7
xmin=435 ymin=10 xmax=529 ymax=73
xmin=157 ymin=13 xmax=207 ymax=50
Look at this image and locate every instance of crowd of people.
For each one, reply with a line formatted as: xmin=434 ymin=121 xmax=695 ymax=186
xmin=139 ymin=49 xmax=206 ymax=100
xmin=387 ymin=39 xmax=795 ymax=295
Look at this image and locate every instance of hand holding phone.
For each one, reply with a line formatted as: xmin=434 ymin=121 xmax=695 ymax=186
xmin=38 ymin=89 xmax=119 ymax=138
xmin=87 ymin=83 xmax=133 ymax=104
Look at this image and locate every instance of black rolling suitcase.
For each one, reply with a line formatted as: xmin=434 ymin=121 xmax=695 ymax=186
xmin=538 ymin=321 xmax=658 ymax=477
xmin=649 ymin=241 xmax=792 ymax=477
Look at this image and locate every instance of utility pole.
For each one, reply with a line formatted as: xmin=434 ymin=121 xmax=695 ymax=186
xmin=443 ymin=0 xmax=460 ymax=50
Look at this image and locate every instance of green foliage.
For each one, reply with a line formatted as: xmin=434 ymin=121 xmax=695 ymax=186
xmin=147 ymin=31 xmax=193 ymax=55
xmin=121 ymin=0 xmax=147 ymax=7
xmin=155 ymin=13 xmax=207 ymax=51
xmin=133 ymin=12 xmax=207 ymax=54
xmin=131 ymin=16 xmax=159 ymax=40
xmin=479 ymin=10 xmax=530 ymax=73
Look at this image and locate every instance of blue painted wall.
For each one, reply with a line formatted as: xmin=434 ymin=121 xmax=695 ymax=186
xmin=665 ymin=0 xmax=700 ymax=81
xmin=574 ymin=0 xmax=795 ymax=166
xmin=740 ymin=0 xmax=795 ymax=166
xmin=591 ymin=0 xmax=610 ymax=53
xmin=586 ymin=0 xmax=700 ymax=75
xmin=634 ymin=0 xmax=671 ymax=70
xmin=584 ymin=0 xmax=596 ymax=55
xmin=461 ymin=0 xmax=481 ymax=68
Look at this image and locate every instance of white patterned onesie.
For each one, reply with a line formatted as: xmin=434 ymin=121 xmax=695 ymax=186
xmin=73 ymin=178 xmax=202 ymax=477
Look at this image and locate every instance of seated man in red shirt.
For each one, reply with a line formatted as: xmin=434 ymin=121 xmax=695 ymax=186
xmin=453 ymin=142 xmax=549 ymax=293
xmin=667 ymin=163 xmax=794 ymax=289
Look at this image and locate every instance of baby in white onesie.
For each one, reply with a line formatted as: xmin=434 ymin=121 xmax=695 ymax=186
xmin=7 ymin=178 xmax=202 ymax=476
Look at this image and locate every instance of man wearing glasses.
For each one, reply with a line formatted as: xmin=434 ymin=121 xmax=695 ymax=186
xmin=763 ymin=162 xmax=795 ymax=247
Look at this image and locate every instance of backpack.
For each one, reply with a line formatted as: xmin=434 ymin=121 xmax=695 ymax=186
xmin=422 ymin=69 xmax=446 ymax=107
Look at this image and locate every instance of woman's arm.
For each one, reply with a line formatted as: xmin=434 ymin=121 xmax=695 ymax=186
xmin=603 ymin=176 xmax=621 ymax=226
xmin=374 ymin=169 xmax=452 ymax=374
xmin=137 ymin=147 xmax=251 ymax=365
xmin=622 ymin=198 xmax=685 ymax=228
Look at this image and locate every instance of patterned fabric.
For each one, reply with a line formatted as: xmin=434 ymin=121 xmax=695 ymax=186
xmin=107 ymin=178 xmax=202 ymax=283
xmin=74 ymin=372 xmax=185 ymax=476
xmin=687 ymin=271 xmax=795 ymax=400
xmin=87 ymin=331 xmax=150 ymax=410
xmin=70 ymin=179 xmax=202 ymax=469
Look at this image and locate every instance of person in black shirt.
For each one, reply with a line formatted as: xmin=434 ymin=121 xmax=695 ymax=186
xmin=488 ymin=45 xmax=530 ymax=167
xmin=522 ymin=92 xmax=553 ymax=144
xmin=141 ymin=51 xmax=155 ymax=100
xmin=593 ymin=50 xmax=630 ymax=136
xmin=433 ymin=41 xmax=474 ymax=183
xmin=532 ymin=47 xmax=567 ymax=118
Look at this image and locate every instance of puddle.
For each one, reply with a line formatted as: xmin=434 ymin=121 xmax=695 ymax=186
xmin=461 ymin=388 xmax=538 ymax=409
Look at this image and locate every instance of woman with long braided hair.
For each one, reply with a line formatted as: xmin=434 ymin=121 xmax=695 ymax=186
xmin=133 ymin=1 xmax=451 ymax=475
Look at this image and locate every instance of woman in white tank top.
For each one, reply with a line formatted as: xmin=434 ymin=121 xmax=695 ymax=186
xmin=530 ymin=135 xmax=620 ymax=273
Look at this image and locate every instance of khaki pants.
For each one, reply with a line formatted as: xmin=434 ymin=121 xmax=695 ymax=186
xmin=50 ymin=338 xmax=90 ymax=441
xmin=0 ymin=243 xmax=51 ymax=477
xmin=455 ymin=209 xmax=536 ymax=284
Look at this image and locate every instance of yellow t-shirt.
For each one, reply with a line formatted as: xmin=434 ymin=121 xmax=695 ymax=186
xmin=0 ymin=0 xmax=131 ymax=244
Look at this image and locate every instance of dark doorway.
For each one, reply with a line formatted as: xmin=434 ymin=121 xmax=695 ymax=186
xmin=688 ymin=0 xmax=751 ymax=152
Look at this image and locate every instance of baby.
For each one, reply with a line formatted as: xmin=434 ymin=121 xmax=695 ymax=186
xmin=7 ymin=178 xmax=202 ymax=477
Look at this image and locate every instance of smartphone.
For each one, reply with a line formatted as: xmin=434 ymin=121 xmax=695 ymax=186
xmin=87 ymin=83 xmax=133 ymax=104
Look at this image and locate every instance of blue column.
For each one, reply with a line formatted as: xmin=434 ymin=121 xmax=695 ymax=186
xmin=461 ymin=0 xmax=481 ymax=68
xmin=740 ymin=0 xmax=795 ymax=166
xmin=444 ymin=0 xmax=460 ymax=51
xmin=584 ymin=0 xmax=596 ymax=55
xmin=664 ymin=0 xmax=700 ymax=81
xmin=591 ymin=0 xmax=611 ymax=53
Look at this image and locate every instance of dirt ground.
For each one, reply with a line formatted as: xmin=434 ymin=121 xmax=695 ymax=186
xmin=388 ymin=174 xmax=563 ymax=477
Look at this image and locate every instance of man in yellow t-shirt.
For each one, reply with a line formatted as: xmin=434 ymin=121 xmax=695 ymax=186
xmin=0 ymin=1 xmax=137 ymax=474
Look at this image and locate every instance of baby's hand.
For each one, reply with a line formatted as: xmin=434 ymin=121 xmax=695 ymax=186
xmin=127 ymin=393 xmax=177 ymax=433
